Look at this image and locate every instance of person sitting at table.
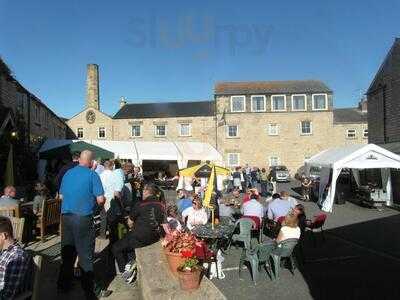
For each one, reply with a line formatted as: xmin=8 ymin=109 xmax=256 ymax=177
xmin=182 ymin=195 xmax=208 ymax=230
xmin=0 ymin=186 xmax=19 ymax=208
xmin=292 ymin=204 xmax=307 ymax=235
xmin=166 ymin=205 xmax=182 ymax=231
xmin=262 ymin=213 xmax=301 ymax=247
xmin=241 ymin=192 xmax=264 ymax=229
xmin=177 ymin=189 xmax=192 ymax=214
xmin=242 ymin=188 xmax=260 ymax=204
xmin=217 ymin=195 xmax=235 ymax=225
xmin=276 ymin=213 xmax=301 ymax=242
xmin=32 ymin=182 xmax=50 ymax=215
xmin=267 ymin=193 xmax=292 ymax=221
xmin=280 ymin=191 xmax=298 ymax=208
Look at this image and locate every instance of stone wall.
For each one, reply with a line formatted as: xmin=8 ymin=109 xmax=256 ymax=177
xmin=112 ymin=116 xmax=216 ymax=145
xmin=66 ymin=108 xmax=114 ymax=140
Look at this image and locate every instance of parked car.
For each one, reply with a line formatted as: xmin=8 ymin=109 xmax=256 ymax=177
xmin=309 ymin=166 xmax=322 ymax=180
xmin=270 ymin=165 xmax=290 ymax=182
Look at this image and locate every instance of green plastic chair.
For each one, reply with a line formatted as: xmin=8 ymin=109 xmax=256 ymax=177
xmin=270 ymin=238 xmax=298 ymax=280
xmin=229 ymin=218 xmax=256 ymax=250
xmin=239 ymin=241 xmax=276 ymax=284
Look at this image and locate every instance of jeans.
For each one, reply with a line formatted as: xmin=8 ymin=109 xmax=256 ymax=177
xmin=58 ymin=214 xmax=97 ymax=299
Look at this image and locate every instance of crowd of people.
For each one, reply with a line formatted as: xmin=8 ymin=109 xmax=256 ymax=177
xmin=0 ymin=154 xmax=314 ymax=299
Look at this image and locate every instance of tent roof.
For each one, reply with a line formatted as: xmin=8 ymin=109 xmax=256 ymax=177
xmin=39 ymin=139 xmax=223 ymax=164
xmin=306 ymin=143 xmax=400 ymax=170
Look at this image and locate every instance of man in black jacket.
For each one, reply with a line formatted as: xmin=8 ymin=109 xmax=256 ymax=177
xmin=111 ymin=183 xmax=165 ymax=279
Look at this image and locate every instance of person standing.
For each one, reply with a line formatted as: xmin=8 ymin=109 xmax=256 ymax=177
xmin=260 ymin=168 xmax=269 ymax=197
xmin=57 ymin=150 xmax=106 ymax=299
xmin=55 ymin=152 xmax=80 ymax=192
xmin=99 ymin=160 xmax=123 ymax=242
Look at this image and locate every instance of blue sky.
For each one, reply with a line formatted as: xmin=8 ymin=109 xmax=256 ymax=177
xmin=0 ymin=0 xmax=399 ymax=118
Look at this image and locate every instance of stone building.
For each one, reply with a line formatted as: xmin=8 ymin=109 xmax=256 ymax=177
xmin=0 ymin=57 xmax=67 ymax=146
xmin=367 ymin=38 xmax=400 ymax=148
xmin=0 ymin=57 xmax=67 ymax=186
xmin=367 ymin=37 xmax=400 ymax=206
xmin=67 ymin=64 xmax=368 ymax=173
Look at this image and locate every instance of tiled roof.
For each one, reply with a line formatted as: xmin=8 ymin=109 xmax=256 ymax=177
xmin=333 ymin=108 xmax=367 ymax=124
xmin=215 ymin=80 xmax=332 ymax=95
xmin=113 ymin=100 xmax=214 ymax=119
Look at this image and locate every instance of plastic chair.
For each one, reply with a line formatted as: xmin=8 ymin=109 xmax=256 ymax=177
xmin=270 ymin=238 xmax=298 ymax=280
xmin=239 ymin=241 xmax=275 ymax=284
xmin=227 ymin=218 xmax=256 ymax=251
xmin=277 ymin=216 xmax=286 ymax=224
xmin=305 ymin=213 xmax=327 ymax=246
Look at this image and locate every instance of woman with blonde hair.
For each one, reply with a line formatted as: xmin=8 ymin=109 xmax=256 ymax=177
xmin=276 ymin=213 xmax=301 ymax=243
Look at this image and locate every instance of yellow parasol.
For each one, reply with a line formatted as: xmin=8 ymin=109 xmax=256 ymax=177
xmin=179 ymin=162 xmax=230 ymax=228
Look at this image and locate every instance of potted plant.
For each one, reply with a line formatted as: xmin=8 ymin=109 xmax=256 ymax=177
xmin=177 ymin=250 xmax=203 ymax=290
xmin=162 ymin=231 xmax=198 ymax=276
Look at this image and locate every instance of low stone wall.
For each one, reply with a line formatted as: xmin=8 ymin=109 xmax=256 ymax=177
xmin=136 ymin=241 xmax=226 ymax=300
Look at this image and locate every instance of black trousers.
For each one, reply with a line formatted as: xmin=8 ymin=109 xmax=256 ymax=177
xmin=111 ymin=232 xmax=151 ymax=272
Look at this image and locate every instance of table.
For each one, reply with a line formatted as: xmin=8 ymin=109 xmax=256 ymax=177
xmin=192 ymin=224 xmax=235 ymax=251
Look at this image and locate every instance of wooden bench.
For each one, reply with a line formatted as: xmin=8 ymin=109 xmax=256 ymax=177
xmin=0 ymin=204 xmax=21 ymax=218
xmin=36 ymin=199 xmax=61 ymax=242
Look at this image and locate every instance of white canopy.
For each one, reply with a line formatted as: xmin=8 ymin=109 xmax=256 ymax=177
xmin=39 ymin=139 xmax=223 ymax=168
xmin=305 ymin=144 xmax=400 ymax=212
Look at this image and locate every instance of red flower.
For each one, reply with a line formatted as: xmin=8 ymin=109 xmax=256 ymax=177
xmin=181 ymin=250 xmax=193 ymax=258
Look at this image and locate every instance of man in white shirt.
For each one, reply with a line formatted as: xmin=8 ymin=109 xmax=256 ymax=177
xmin=241 ymin=194 xmax=264 ymax=221
xmin=99 ymin=160 xmax=123 ymax=239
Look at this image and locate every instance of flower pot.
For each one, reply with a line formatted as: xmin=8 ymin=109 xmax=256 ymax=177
xmin=177 ymin=268 xmax=202 ymax=291
xmin=164 ymin=249 xmax=186 ymax=276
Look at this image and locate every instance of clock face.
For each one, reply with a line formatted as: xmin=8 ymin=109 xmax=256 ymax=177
xmin=86 ymin=110 xmax=96 ymax=124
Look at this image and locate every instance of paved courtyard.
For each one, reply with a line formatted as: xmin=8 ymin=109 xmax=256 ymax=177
xmin=28 ymin=181 xmax=400 ymax=299
xmin=211 ymin=181 xmax=400 ymax=300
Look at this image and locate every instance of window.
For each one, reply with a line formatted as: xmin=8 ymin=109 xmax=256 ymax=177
xmin=179 ymin=123 xmax=191 ymax=136
xmin=131 ymin=125 xmax=141 ymax=137
xmin=312 ymin=94 xmax=328 ymax=110
xmin=251 ymin=95 xmax=266 ymax=112
xmin=227 ymin=153 xmax=240 ymax=167
xmin=271 ymin=95 xmax=286 ymax=111
xmin=291 ymin=94 xmax=307 ymax=111
xmin=346 ymin=129 xmax=356 ymax=139
xmin=363 ymin=129 xmax=368 ymax=139
xmin=98 ymin=127 xmax=106 ymax=139
xmin=269 ymin=156 xmax=280 ymax=166
xmin=300 ymin=121 xmax=312 ymax=135
xmin=268 ymin=123 xmax=279 ymax=136
xmin=155 ymin=125 xmax=166 ymax=137
xmin=77 ymin=128 xmax=84 ymax=138
xmin=230 ymin=96 xmax=246 ymax=112
xmin=226 ymin=125 xmax=238 ymax=138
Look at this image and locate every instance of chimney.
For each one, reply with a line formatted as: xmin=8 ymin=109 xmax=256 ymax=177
xmin=119 ymin=96 xmax=127 ymax=108
xmin=86 ymin=64 xmax=100 ymax=110
xmin=358 ymin=97 xmax=367 ymax=113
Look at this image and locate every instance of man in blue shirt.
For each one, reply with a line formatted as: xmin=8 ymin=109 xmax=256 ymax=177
xmin=57 ymin=150 xmax=105 ymax=299
xmin=176 ymin=189 xmax=192 ymax=214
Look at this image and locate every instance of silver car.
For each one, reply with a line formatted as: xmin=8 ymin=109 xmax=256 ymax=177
xmin=271 ymin=165 xmax=290 ymax=182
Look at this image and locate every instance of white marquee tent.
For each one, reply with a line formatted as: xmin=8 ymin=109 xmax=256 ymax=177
xmin=39 ymin=139 xmax=224 ymax=168
xmin=305 ymin=144 xmax=400 ymax=212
